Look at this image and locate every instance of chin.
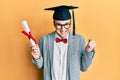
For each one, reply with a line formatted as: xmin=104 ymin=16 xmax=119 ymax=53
xmin=60 ymin=33 xmax=68 ymax=38
xmin=56 ymin=30 xmax=69 ymax=38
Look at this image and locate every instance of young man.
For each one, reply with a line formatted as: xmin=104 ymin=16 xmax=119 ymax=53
xmin=31 ymin=5 xmax=96 ymax=80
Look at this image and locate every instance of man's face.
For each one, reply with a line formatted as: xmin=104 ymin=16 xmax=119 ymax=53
xmin=54 ymin=19 xmax=71 ymax=38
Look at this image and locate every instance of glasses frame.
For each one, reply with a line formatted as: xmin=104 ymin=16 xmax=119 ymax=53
xmin=54 ymin=23 xmax=71 ymax=29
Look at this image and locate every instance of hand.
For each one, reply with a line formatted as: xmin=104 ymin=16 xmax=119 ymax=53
xmin=86 ymin=39 xmax=96 ymax=52
xmin=30 ymin=44 xmax=40 ymax=60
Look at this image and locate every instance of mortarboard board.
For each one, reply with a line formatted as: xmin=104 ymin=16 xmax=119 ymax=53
xmin=44 ymin=5 xmax=79 ymax=36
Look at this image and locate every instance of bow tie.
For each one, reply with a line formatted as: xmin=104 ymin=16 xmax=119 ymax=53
xmin=55 ymin=38 xmax=67 ymax=43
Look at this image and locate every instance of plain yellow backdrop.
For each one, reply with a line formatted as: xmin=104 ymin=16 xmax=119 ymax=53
xmin=0 ymin=0 xmax=120 ymax=80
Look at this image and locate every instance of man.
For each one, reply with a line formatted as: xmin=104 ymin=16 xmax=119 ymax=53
xmin=31 ymin=5 xmax=96 ymax=80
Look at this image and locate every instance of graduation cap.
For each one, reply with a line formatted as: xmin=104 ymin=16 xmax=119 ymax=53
xmin=44 ymin=5 xmax=79 ymax=36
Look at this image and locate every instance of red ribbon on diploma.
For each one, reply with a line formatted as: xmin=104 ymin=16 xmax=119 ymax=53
xmin=22 ymin=31 xmax=37 ymax=44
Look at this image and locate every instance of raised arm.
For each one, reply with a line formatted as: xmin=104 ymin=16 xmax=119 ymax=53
xmin=31 ymin=44 xmax=43 ymax=69
xmin=80 ymin=38 xmax=96 ymax=71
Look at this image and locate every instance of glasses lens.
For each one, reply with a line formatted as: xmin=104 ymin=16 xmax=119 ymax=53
xmin=64 ymin=23 xmax=70 ymax=29
xmin=56 ymin=24 xmax=61 ymax=29
xmin=55 ymin=23 xmax=71 ymax=29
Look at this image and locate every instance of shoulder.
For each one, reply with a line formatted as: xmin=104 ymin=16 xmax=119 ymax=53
xmin=41 ymin=32 xmax=55 ymax=39
xmin=39 ymin=31 xmax=55 ymax=42
xmin=75 ymin=34 xmax=85 ymax=44
xmin=75 ymin=34 xmax=84 ymax=39
xmin=69 ymin=32 xmax=85 ymax=41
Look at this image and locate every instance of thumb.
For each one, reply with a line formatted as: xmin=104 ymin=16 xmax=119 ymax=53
xmin=87 ymin=39 xmax=91 ymax=48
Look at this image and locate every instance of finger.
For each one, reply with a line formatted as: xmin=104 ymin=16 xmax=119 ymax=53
xmin=87 ymin=39 xmax=91 ymax=48
xmin=89 ymin=41 xmax=96 ymax=48
xmin=36 ymin=44 xmax=39 ymax=48
xmin=31 ymin=48 xmax=37 ymax=52
xmin=31 ymin=47 xmax=38 ymax=51
xmin=88 ymin=39 xmax=91 ymax=42
xmin=30 ymin=44 xmax=36 ymax=47
xmin=31 ymin=45 xmax=38 ymax=50
xmin=87 ymin=45 xmax=90 ymax=48
xmin=31 ymin=44 xmax=39 ymax=48
xmin=32 ymin=51 xmax=39 ymax=56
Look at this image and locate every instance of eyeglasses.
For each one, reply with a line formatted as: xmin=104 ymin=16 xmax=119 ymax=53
xmin=54 ymin=23 xmax=71 ymax=29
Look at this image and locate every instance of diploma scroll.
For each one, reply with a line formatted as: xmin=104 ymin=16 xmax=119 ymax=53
xmin=21 ymin=20 xmax=36 ymax=45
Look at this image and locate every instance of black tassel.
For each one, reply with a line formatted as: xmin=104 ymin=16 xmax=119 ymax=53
xmin=72 ymin=9 xmax=75 ymax=36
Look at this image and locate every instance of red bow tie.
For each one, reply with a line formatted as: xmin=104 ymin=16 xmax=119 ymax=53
xmin=55 ymin=38 xmax=67 ymax=43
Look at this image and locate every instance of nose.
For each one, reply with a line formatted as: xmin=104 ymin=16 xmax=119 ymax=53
xmin=61 ymin=25 xmax=66 ymax=30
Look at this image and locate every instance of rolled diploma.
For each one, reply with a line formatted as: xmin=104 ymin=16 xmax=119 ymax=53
xmin=21 ymin=20 xmax=36 ymax=45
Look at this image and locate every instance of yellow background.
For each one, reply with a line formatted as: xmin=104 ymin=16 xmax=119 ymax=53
xmin=0 ymin=0 xmax=120 ymax=80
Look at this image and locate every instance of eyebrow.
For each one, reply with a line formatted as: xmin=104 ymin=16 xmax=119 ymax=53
xmin=54 ymin=22 xmax=71 ymax=24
